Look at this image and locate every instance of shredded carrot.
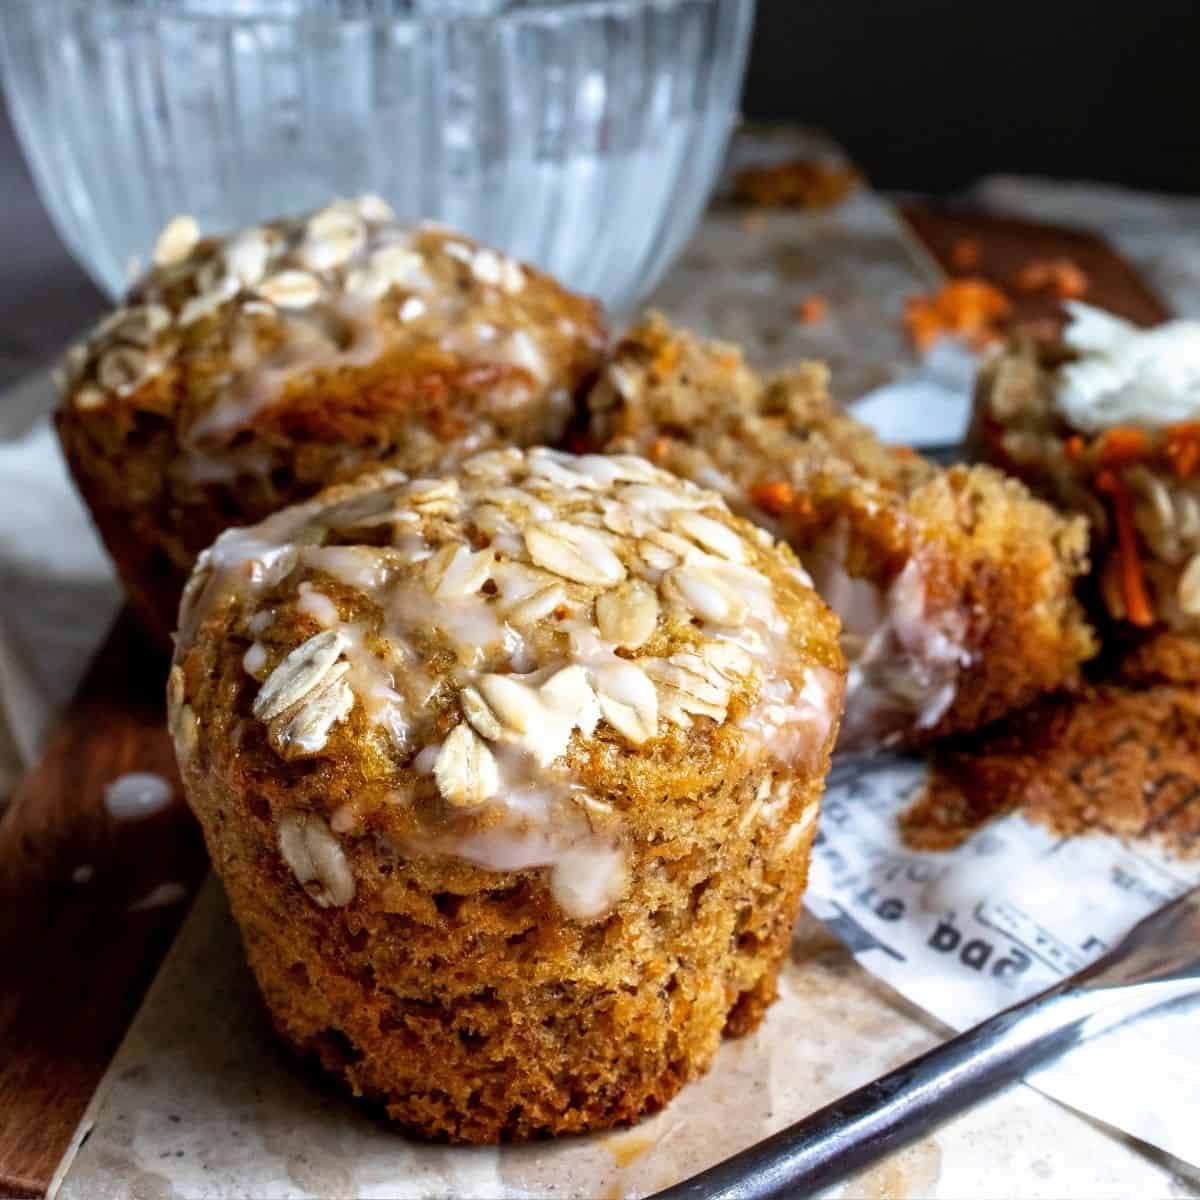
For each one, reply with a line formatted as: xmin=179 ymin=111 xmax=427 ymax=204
xmin=1064 ymin=434 xmax=1085 ymax=462
xmin=951 ymin=238 xmax=980 ymax=271
xmin=1173 ymin=442 xmax=1200 ymax=478
xmin=1015 ymin=257 xmax=1089 ymax=299
xmin=1099 ymin=427 xmax=1151 ymax=467
xmin=1053 ymin=261 xmax=1090 ymax=299
xmin=1095 ymin=470 xmax=1155 ymax=627
xmin=750 ymin=480 xmax=795 ymax=515
xmin=904 ymin=279 xmax=1011 ymax=352
xmin=1015 ymin=262 xmax=1050 ymax=291
xmin=649 ymin=436 xmax=671 ymax=465
xmin=795 ymin=296 xmax=829 ymax=325
xmin=791 ymin=493 xmax=815 ymax=520
xmin=1166 ymin=422 xmax=1200 ymax=479
xmin=893 ymin=445 xmax=919 ymax=460
xmin=716 ymin=351 xmax=742 ymax=372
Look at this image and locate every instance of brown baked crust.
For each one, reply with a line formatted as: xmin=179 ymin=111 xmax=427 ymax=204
xmin=206 ymin=751 xmax=822 ymax=1141
xmin=56 ymin=203 xmax=607 ymax=645
xmin=586 ymin=314 xmax=1096 ymax=748
xmin=169 ymin=451 xmax=844 ymax=1140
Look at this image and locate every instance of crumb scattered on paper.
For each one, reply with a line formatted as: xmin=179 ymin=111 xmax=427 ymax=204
xmin=795 ymin=295 xmax=829 ymax=324
xmin=904 ymin=278 xmax=1011 ymax=351
xmin=810 ymin=753 xmax=1200 ymax=1169
xmin=903 ymin=645 xmax=1200 ymax=858
xmin=1014 ymin=257 xmax=1090 ymax=299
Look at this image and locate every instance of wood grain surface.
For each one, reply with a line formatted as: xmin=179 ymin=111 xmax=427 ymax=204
xmin=0 ymin=614 xmax=206 ymax=1198
xmin=901 ymin=203 xmax=1171 ymax=329
xmin=0 ymin=204 xmax=1169 ymax=1198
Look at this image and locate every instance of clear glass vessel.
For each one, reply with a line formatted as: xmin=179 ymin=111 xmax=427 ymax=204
xmin=0 ymin=0 xmax=754 ymax=313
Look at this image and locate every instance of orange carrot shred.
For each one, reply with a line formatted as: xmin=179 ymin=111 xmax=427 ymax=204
xmin=651 ymin=341 xmax=680 ymax=377
xmin=903 ymin=279 xmax=1011 ymax=352
xmin=750 ymin=480 xmax=795 ymax=515
xmin=1166 ymin=422 xmax=1200 ymax=479
xmin=1095 ymin=470 xmax=1155 ymax=627
xmin=1015 ymin=257 xmax=1090 ymax=299
xmin=649 ymin=436 xmax=671 ymax=465
xmin=792 ymin=494 xmax=815 ymax=520
xmin=796 ymin=296 xmax=829 ymax=325
xmin=1099 ymin=427 xmax=1151 ymax=467
xmin=1064 ymin=434 xmax=1085 ymax=462
xmin=1053 ymin=261 xmax=1089 ymax=299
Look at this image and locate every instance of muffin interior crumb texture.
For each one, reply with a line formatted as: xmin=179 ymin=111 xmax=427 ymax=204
xmin=169 ymin=446 xmax=844 ymax=1141
xmin=905 ymin=633 xmax=1200 ymax=859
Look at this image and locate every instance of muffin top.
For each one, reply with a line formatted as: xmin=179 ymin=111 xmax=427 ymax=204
xmin=169 ymin=447 xmax=844 ymax=918
xmin=57 ymin=197 xmax=605 ymax=460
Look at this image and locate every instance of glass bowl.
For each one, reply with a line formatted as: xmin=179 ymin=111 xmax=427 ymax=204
xmin=0 ymin=0 xmax=755 ymax=314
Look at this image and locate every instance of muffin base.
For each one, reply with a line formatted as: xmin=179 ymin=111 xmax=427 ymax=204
xmin=194 ymin=766 xmax=821 ymax=1142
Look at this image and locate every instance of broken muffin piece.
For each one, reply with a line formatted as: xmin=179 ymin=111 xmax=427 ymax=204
xmin=904 ymin=630 xmax=1200 ymax=858
xmin=973 ymin=302 xmax=1200 ymax=637
xmin=587 ymin=314 xmax=1096 ymax=750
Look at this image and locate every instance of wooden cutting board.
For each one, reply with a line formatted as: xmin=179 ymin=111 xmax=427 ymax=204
xmin=0 ymin=203 xmax=1170 ymax=1199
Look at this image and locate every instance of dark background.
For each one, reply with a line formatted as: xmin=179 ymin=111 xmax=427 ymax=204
xmin=745 ymin=0 xmax=1200 ymax=193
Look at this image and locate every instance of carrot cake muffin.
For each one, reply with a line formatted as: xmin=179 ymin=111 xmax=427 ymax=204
xmin=168 ymin=447 xmax=845 ymax=1141
xmin=587 ymin=314 xmax=1095 ymax=750
xmin=55 ymin=199 xmax=606 ymax=644
xmin=974 ymin=302 xmax=1200 ymax=637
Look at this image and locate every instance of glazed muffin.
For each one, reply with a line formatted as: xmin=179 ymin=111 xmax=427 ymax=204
xmin=587 ymin=314 xmax=1096 ymax=750
xmin=974 ymin=302 xmax=1200 ymax=638
xmin=168 ymin=446 xmax=845 ymax=1141
xmin=56 ymin=198 xmax=606 ymax=644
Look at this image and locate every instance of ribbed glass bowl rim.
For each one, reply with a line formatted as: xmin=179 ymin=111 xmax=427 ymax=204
xmin=9 ymin=0 xmax=740 ymax=30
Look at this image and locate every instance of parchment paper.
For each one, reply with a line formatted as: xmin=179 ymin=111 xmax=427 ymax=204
xmin=811 ymin=757 xmax=1200 ymax=1169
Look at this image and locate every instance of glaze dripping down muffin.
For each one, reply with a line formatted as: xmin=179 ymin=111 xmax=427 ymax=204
xmin=168 ymin=446 xmax=845 ymax=1141
xmin=55 ymin=198 xmax=607 ymax=644
xmin=588 ymin=314 xmax=1096 ymax=750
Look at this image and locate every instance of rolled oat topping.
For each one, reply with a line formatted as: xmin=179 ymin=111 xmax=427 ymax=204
xmin=57 ymin=198 xmax=559 ymax=443
xmin=171 ymin=448 xmax=838 ymax=918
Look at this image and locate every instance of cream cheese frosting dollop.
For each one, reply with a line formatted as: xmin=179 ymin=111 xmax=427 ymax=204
xmin=1055 ymin=301 xmax=1200 ymax=434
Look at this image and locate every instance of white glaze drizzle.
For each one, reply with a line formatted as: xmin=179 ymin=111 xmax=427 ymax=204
xmin=175 ymin=449 xmax=841 ymax=919
xmin=808 ymin=525 xmax=970 ymax=749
